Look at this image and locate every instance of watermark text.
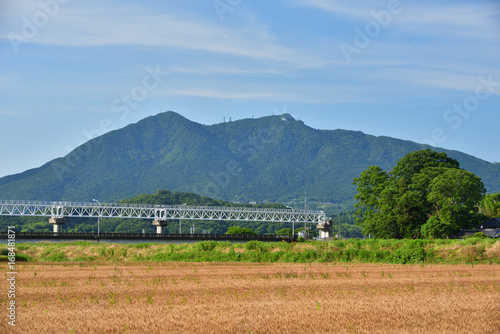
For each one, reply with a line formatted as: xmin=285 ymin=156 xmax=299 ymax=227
xmin=421 ymin=74 xmax=499 ymax=147
xmin=6 ymin=227 xmax=17 ymax=327
xmin=8 ymin=0 xmax=72 ymax=54
xmin=213 ymin=0 xmax=244 ymax=21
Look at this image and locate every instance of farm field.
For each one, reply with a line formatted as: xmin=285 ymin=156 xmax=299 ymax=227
xmin=1 ymin=262 xmax=499 ymax=333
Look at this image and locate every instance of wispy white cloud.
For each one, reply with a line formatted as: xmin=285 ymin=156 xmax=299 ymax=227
xmin=296 ymin=0 xmax=374 ymax=19
xmin=398 ymin=3 xmax=500 ymax=29
xmin=0 ymin=2 xmax=315 ymax=67
xmin=0 ymin=1 xmax=40 ymax=19
xmin=164 ymin=89 xmax=297 ymax=101
xmin=370 ymin=68 xmax=500 ymax=96
xmin=158 ymin=81 xmax=376 ymax=104
xmin=0 ymin=110 xmax=29 ymax=116
xmin=395 ymin=3 xmax=500 ymax=42
xmin=298 ymin=0 xmax=500 ymax=37
xmin=167 ymin=66 xmax=290 ymax=76
xmin=341 ymin=37 xmax=499 ymax=72
xmin=296 ymin=0 xmax=500 ymax=86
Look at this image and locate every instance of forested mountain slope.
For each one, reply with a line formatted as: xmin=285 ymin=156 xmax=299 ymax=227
xmin=0 ymin=111 xmax=498 ymax=204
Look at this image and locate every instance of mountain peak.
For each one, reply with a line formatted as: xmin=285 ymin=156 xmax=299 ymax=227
xmin=153 ymin=110 xmax=188 ymax=122
xmin=280 ymin=113 xmax=295 ymax=121
xmin=0 ymin=112 xmax=498 ymax=203
xmin=136 ymin=110 xmax=202 ymax=132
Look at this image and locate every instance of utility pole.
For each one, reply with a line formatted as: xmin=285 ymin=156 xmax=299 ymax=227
xmin=304 ymin=190 xmax=307 ymax=210
xmin=338 ymin=215 xmax=341 ymax=239
xmin=304 ymin=190 xmax=307 ymax=233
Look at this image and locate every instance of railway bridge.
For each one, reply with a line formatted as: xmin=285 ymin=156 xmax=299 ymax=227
xmin=0 ymin=200 xmax=327 ymax=235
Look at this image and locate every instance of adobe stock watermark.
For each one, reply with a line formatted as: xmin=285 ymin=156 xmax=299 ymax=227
xmin=421 ymin=74 xmax=500 ymax=147
xmin=213 ymin=0 xmax=244 ymax=21
xmin=193 ymin=108 xmax=287 ymax=199
xmin=51 ymin=65 xmax=169 ymax=182
xmin=340 ymin=0 xmax=409 ymax=64
xmin=6 ymin=227 xmax=17 ymax=327
xmin=8 ymin=0 xmax=72 ymax=54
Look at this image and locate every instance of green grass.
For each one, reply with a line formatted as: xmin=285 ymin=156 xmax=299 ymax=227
xmin=6 ymin=238 xmax=499 ymax=265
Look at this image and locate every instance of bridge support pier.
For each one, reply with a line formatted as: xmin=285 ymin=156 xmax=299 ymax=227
xmin=152 ymin=219 xmax=169 ymax=234
xmin=316 ymin=220 xmax=333 ymax=239
xmin=49 ymin=218 xmax=66 ymax=234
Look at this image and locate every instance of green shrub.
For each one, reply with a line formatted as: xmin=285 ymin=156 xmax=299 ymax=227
xmin=391 ymin=247 xmax=426 ymax=264
xmin=335 ymin=241 xmax=346 ymax=249
xmin=245 ymin=240 xmax=267 ymax=252
xmin=472 ymin=232 xmax=489 ymax=239
xmin=276 ymin=228 xmax=292 ymax=236
xmin=16 ymin=244 xmax=30 ymax=251
xmin=73 ymin=241 xmax=96 ymax=247
xmin=366 ymin=239 xmax=380 ymax=250
xmin=225 ymin=226 xmax=256 ymax=235
xmin=0 ymin=254 xmax=30 ymax=262
xmin=370 ymin=250 xmax=391 ymax=262
xmin=0 ymin=248 xmax=30 ymax=262
xmin=407 ymin=239 xmax=425 ymax=248
xmin=12 ymin=239 xmax=496 ymax=264
xmin=15 ymin=254 xmax=30 ymax=262
xmin=133 ymin=243 xmax=152 ymax=249
xmin=44 ymin=251 xmax=68 ymax=262
xmin=197 ymin=241 xmax=219 ymax=252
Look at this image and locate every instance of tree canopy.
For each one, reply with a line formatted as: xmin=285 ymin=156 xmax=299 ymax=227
xmin=225 ymin=226 xmax=256 ymax=235
xmin=353 ymin=149 xmax=486 ymax=239
xmin=276 ymin=228 xmax=293 ymax=236
xmin=479 ymin=193 xmax=500 ymax=218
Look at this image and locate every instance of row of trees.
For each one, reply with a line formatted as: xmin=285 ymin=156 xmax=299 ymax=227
xmin=353 ymin=150 xmax=489 ymax=239
xmin=7 ymin=218 xmax=302 ymax=235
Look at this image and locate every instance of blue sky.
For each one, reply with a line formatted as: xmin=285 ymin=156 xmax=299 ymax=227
xmin=1 ymin=0 xmax=499 ymax=178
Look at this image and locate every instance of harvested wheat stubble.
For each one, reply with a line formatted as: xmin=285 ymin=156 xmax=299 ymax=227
xmin=1 ymin=262 xmax=499 ymax=334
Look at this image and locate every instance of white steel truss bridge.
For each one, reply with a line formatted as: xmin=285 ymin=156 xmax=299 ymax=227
xmin=0 ymin=200 xmax=326 ymax=224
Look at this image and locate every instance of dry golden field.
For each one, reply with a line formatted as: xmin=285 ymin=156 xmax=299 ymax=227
xmin=1 ymin=262 xmax=499 ymax=333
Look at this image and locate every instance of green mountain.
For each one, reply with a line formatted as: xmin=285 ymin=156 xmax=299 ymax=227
xmin=0 ymin=111 xmax=499 ymax=205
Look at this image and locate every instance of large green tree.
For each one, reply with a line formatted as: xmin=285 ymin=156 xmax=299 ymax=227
xmin=422 ymin=169 xmax=486 ymax=238
xmin=354 ymin=149 xmax=486 ymax=239
xmin=479 ymin=193 xmax=500 ymax=218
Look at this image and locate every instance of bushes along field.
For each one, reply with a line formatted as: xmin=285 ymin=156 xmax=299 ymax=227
xmin=5 ymin=238 xmax=499 ymax=264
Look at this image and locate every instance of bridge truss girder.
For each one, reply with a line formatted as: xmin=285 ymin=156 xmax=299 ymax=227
xmin=0 ymin=200 xmax=326 ymax=224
